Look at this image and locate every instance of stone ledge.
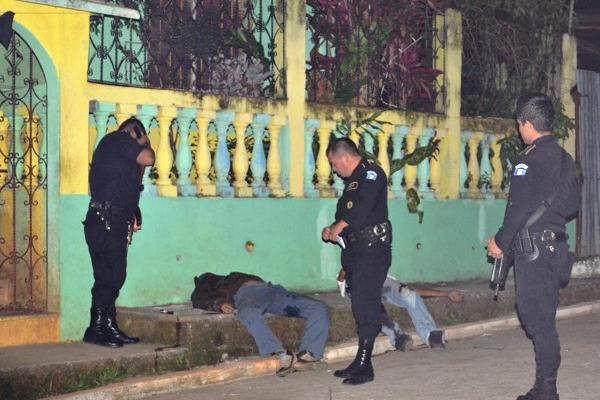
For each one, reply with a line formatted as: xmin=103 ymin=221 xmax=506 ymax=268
xmin=117 ymin=277 xmax=600 ymax=367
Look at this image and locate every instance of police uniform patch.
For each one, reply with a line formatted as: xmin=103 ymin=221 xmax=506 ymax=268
xmin=347 ymin=181 xmax=359 ymax=191
xmin=347 ymin=200 xmax=353 ymax=209
xmin=514 ymin=163 xmax=528 ymax=176
xmin=366 ymin=171 xmax=378 ymax=181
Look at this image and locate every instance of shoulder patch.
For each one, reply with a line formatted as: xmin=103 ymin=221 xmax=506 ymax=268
xmin=513 ymin=163 xmax=528 ymax=176
xmin=366 ymin=170 xmax=378 ymax=181
xmin=347 ymin=181 xmax=359 ymax=191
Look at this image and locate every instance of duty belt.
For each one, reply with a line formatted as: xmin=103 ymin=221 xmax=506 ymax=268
xmin=346 ymin=221 xmax=391 ymax=246
xmin=513 ymin=229 xmax=567 ymax=256
xmin=89 ymin=200 xmax=132 ymax=231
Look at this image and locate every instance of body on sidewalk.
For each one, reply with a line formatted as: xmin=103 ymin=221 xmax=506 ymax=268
xmin=191 ymin=272 xmax=330 ymax=377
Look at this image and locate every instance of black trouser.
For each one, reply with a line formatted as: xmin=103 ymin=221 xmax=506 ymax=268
xmin=84 ymin=208 xmax=130 ymax=308
xmin=514 ymin=240 xmax=569 ymax=381
xmin=343 ymin=242 xmax=391 ymax=342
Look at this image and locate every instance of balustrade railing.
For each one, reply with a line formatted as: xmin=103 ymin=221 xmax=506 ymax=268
xmin=88 ymin=99 xmax=288 ymax=198
xmin=459 ymin=117 xmax=516 ymax=200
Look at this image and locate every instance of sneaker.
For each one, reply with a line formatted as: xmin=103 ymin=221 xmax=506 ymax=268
xmin=394 ymin=333 xmax=413 ymax=352
xmin=296 ymin=350 xmax=319 ymax=363
xmin=274 ymin=350 xmax=296 ymax=377
xmin=428 ymin=330 xmax=445 ymax=349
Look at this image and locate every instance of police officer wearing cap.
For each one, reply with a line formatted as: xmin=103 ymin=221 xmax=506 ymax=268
xmin=83 ymin=117 xmax=155 ymax=348
xmin=487 ymin=94 xmax=580 ymax=400
xmin=322 ymin=137 xmax=391 ymax=385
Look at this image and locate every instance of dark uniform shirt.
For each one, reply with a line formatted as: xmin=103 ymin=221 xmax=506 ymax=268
xmin=89 ymin=131 xmax=144 ymax=213
xmin=494 ymin=135 xmax=578 ymax=252
xmin=335 ymin=158 xmax=388 ymax=235
xmin=191 ymin=272 xmax=264 ymax=312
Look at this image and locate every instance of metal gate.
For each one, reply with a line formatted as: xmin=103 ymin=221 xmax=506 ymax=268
xmin=0 ymin=31 xmax=48 ymax=314
xmin=576 ymin=70 xmax=600 ymax=258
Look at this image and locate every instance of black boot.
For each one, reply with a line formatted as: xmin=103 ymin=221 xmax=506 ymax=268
xmin=517 ymin=378 xmax=559 ymax=400
xmin=334 ymin=357 xmax=360 ymax=378
xmin=342 ymin=338 xmax=375 ymax=385
xmin=83 ymin=307 xmax=123 ymax=348
xmin=106 ymin=306 xmax=140 ymax=344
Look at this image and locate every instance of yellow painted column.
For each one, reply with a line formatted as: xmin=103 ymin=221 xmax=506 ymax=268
xmin=115 ymin=103 xmax=138 ymax=126
xmin=316 ymin=120 xmax=336 ymax=198
xmin=429 ymin=127 xmax=445 ymax=197
xmin=155 ymin=106 xmax=178 ymax=197
xmin=232 ymin=112 xmax=254 ymax=197
xmin=195 ymin=109 xmax=217 ymax=196
xmin=59 ymin=11 xmax=92 ymax=194
xmin=434 ymin=14 xmax=446 ymax=113
xmin=404 ymin=118 xmax=422 ymax=190
xmin=490 ymin=134 xmax=504 ymax=198
xmin=467 ymin=131 xmax=484 ymax=198
xmin=284 ymin=0 xmax=307 ymax=197
xmin=267 ymin=115 xmax=287 ymax=198
xmin=439 ymin=9 xmax=462 ymax=199
xmin=378 ymin=125 xmax=392 ymax=177
xmin=560 ymin=34 xmax=577 ymax=157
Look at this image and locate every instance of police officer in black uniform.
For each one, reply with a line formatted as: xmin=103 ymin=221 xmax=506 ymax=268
xmin=322 ymin=138 xmax=391 ymax=385
xmin=487 ymin=94 xmax=579 ymax=400
xmin=83 ymin=117 xmax=155 ymax=348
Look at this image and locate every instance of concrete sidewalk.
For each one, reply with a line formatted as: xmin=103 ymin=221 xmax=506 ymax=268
xmin=44 ymin=300 xmax=600 ymax=400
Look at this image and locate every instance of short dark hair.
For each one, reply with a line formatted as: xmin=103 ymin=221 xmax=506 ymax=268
xmin=327 ymin=137 xmax=360 ymax=157
xmin=515 ymin=93 xmax=554 ymax=132
xmin=118 ymin=117 xmax=147 ymax=139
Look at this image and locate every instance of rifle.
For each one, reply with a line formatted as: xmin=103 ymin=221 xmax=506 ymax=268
xmin=489 ymin=252 xmax=513 ymax=301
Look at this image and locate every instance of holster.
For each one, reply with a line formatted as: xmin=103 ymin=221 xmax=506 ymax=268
xmin=89 ymin=200 xmax=113 ymax=231
xmin=513 ymin=228 xmax=539 ymax=262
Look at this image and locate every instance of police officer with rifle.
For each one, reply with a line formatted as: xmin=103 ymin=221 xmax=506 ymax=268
xmin=487 ymin=94 xmax=580 ymax=400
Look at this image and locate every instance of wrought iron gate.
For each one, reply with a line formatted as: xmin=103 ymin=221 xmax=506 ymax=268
xmin=0 ymin=31 xmax=48 ymax=314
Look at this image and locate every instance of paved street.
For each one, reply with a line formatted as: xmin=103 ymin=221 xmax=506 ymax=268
xmin=141 ymin=312 xmax=600 ymax=400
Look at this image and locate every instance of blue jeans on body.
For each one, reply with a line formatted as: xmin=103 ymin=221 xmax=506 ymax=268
xmin=380 ymin=278 xmax=438 ymax=345
xmin=233 ymin=282 xmax=330 ymax=358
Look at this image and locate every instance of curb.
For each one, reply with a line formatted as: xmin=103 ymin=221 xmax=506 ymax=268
xmin=46 ymin=300 xmax=600 ymax=400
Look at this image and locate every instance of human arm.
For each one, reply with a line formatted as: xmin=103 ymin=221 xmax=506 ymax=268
xmin=219 ymin=303 xmax=236 ymax=314
xmin=415 ymin=288 xmax=464 ymax=303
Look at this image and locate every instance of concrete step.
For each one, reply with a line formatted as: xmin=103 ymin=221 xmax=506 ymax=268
xmin=117 ymin=277 xmax=600 ymax=367
xmin=0 ymin=342 xmax=188 ymax=400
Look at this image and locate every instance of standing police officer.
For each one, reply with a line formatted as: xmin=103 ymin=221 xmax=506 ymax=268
xmin=322 ymin=138 xmax=391 ymax=385
xmin=83 ymin=117 xmax=155 ymax=348
xmin=487 ymin=94 xmax=579 ymax=400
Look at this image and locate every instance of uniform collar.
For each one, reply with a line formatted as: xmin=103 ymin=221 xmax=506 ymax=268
xmin=348 ymin=158 xmax=368 ymax=180
xmin=531 ymin=134 xmax=555 ymax=146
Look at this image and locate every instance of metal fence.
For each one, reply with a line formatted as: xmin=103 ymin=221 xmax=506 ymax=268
xmin=88 ymin=0 xmax=286 ymax=98
xmin=305 ymin=0 xmax=444 ymax=112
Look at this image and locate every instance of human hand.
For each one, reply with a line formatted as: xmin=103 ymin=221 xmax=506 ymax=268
xmin=220 ymin=303 xmax=235 ymax=314
xmin=133 ymin=216 xmax=142 ymax=232
xmin=447 ymin=290 xmax=464 ymax=303
xmin=487 ymin=237 xmax=503 ymax=259
xmin=337 ymin=269 xmax=346 ymax=282
xmin=322 ymin=226 xmax=333 ymax=242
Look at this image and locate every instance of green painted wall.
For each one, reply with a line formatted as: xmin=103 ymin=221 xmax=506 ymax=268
xmin=59 ymin=195 xmax=514 ymax=340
